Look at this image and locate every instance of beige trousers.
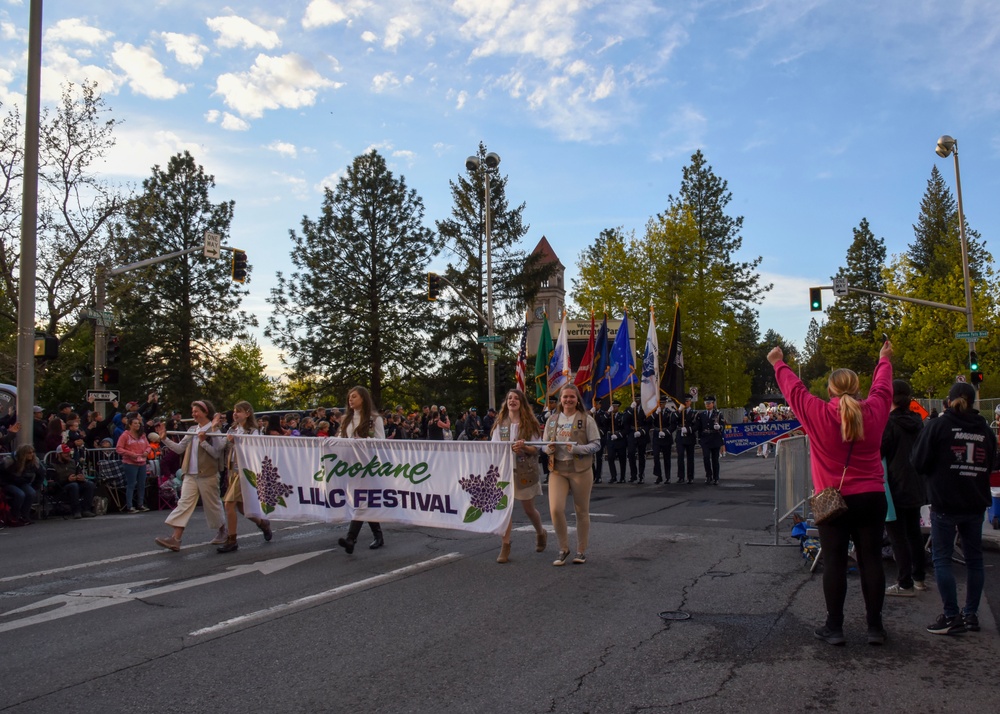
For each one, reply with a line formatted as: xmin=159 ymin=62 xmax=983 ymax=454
xmin=164 ymin=473 xmax=224 ymax=531
xmin=547 ymin=467 xmax=593 ymax=553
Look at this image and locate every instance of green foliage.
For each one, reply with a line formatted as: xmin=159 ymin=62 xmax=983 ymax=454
xmin=266 ymin=150 xmax=439 ymax=407
xmin=749 ymin=329 xmax=799 ymax=398
xmin=571 ymin=152 xmax=769 ymax=407
xmin=204 ymin=338 xmax=278 ymax=411
xmin=433 ymin=142 xmax=553 ymax=409
xmin=108 ymin=151 xmax=252 ymax=410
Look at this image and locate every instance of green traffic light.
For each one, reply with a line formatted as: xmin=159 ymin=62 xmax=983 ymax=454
xmin=969 ymin=351 xmax=979 ymax=371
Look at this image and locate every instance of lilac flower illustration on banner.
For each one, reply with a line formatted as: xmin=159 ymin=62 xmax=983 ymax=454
xmin=243 ymin=455 xmax=293 ymax=514
xmin=459 ymin=464 xmax=509 ymax=523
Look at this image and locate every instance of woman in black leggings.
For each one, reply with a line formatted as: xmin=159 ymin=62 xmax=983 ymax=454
xmin=769 ymin=341 xmax=893 ymax=646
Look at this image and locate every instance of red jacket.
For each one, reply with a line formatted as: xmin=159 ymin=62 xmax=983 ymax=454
xmin=774 ymin=357 xmax=892 ymax=496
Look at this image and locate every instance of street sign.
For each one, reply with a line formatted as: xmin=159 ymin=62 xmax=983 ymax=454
xmin=79 ymin=308 xmax=114 ymax=327
xmin=955 ymin=375 xmax=966 ymax=383
xmin=955 ymin=330 xmax=988 ymax=340
xmin=832 ymin=277 xmax=849 ymax=296
xmin=203 ymin=231 xmax=222 ymax=259
xmin=477 ymin=335 xmax=503 ymax=344
xmin=86 ymin=389 xmax=120 ymax=403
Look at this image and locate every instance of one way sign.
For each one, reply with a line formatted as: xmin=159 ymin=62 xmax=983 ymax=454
xmin=86 ymin=389 xmax=120 ymax=403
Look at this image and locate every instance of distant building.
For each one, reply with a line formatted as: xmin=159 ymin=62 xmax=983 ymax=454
xmin=526 ymin=237 xmax=634 ymax=374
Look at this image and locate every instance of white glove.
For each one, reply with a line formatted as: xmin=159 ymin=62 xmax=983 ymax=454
xmin=610 ymin=433 xmax=618 ymax=441
xmin=659 ymin=431 xmax=666 ymax=438
xmin=681 ymin=427 xmax=688 ymax=436
xmin=631 ymin=401 xmax=637 ymax=409
xmin=713 ymin=424 xmax=721 ymax=431
xmin=634 ymin=431 xmax=642 ymax=438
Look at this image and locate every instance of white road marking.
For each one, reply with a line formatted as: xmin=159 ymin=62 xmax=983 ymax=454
xmin=188 ymin=552 xmax=463 ymax=637
xmin=0 ymin=521 xmax=322 ymax=585
xmin=0 ymin=550 xmax=329 ymax=633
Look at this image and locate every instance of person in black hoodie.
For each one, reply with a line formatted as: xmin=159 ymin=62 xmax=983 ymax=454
xmin=911 ymin=381 xmax=997 ymax=636
xmin=880 ymin=380 xmax=927 ymax=596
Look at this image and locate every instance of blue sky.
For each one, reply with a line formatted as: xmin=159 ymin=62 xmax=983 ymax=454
xmin=2 ymin=0 xmax=999 ymax=374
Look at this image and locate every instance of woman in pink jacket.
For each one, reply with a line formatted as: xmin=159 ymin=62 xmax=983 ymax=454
xmin=116 ymin=415 xmax=150 ymax=513
xmin=769 ymin=340 xmax=893 ymax=646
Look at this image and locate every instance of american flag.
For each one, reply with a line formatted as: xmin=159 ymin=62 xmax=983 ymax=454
xmin=515 ymin=317 xmax=528 ymax=393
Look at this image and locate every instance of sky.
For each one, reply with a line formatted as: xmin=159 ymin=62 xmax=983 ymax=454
xmin=2 ymin=0 xmax=999 ymax=377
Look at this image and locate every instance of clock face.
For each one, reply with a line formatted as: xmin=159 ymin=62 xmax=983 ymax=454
xmin=534 ymin=306 xmax=545 ymax=320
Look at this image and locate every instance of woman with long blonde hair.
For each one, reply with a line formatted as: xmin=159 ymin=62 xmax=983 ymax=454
xmin=769 ymin=341 xmax=893 ymax=646
xmin=217 ymin=401 xmax=273 ymax=553
xmin=491 ymin=389 xmax=547 ymax=563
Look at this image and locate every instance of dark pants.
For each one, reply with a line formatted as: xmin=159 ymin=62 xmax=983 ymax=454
xmin=816 ymin=491 xmax=887 ymax=630
xmin=347 ymin=519 xmax=382 ymax=543
xmin=608 ymin=438 xmax=627 ymax=482
xmin=702 ymin=446 xmax=721 ymax=482
xmin=676 ymin=442 xmax=695 ymax=482
xmin=593 ymin=436 xmax=605 ymax=482
xmin=626 ymin=440 xmax=645 ymax=480
xmin=651 ymin=437 xmax=672 ymax=481
xmin=61 ymin=480 xmax=97 ymax=515
xmin=885 ymin=505 xmax=926 ymax=588
xmin=931 ymin=510 xmax=985 ymax=618
xmin=4 ymin=483 xmax=37 ymax=522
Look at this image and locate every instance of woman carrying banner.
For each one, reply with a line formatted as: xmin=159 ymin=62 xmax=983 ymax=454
xmin=217 ymin=401 xmax=273 ymax=553
xmin=768 ymin=341 xmax=893 ymax=645
xmin=155 ymin=400 xmax=227 ymax=552
xmin=491 ymin=388 xmax=547 ymax=563
xmin=337 ymin=386 xmax=386 ymax=554
xmin=545 ymin=384 xmax=602 ymax=566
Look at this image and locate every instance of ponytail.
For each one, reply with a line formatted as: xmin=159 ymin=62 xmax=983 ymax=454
xmin=838 ymin=394 xmax=865 ymax=442
xmin=828 ymin=368 xmax=864 ymax=442
xmin=949 ymin=395 xmax=972 ymax=414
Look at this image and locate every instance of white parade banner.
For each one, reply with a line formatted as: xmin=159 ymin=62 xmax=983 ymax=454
xmin=235 ymin=436 xmax=515 ymax=536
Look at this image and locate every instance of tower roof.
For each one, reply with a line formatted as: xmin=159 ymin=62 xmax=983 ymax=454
xmin=531 ymin=236 xmax=563 ymax=268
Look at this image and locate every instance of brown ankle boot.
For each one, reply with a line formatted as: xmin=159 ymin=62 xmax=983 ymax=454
xmin=217 ymin=535 xmax=238 ymax=553
xmin=497 ymin=542 xmax=511 ymax=563
xmin=536 ymin=530 xmax=548 ymax=552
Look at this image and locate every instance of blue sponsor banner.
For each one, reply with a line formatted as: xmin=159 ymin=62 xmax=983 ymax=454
xmin=723 ymin=419 xmax=803 ymax=456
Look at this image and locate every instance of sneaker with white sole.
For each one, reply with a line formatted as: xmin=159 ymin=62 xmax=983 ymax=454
xmin=552 ymin=550 xmax=570 ymax=566
xmin=572 ymin=552 xmax=587 ymax=564
xmin=913 ymin=580 xmax=929 ymax=591
xmin=927 ymin=614 xmax=966 ymax=635
xmin=885 ymin=584 xmax=915 ymax=597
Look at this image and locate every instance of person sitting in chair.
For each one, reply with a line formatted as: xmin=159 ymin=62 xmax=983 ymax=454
xmin=49 ymin=445 xmax=96 ymax=518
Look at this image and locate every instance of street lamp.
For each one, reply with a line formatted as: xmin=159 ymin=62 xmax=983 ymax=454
xmin=935 ymin=134 xmax=978 ymax=399
xmin=465 ymin=151 xmax=501 ymax=410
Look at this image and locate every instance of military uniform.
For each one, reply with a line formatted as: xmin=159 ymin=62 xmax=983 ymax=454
xmin=592 ymin=405 xmax=610 ymax=483
xmin=607 ymin=402 xmax=628 ymax=483
xmin=671 ymin=396 xmax=696 ymax=483
xmin=695 ymin=397 xmax=726 ymax=484
xmin=649 ymin=398 xmax=674 ymax=484
xmin=622 ymin=402 xmax=647 ymax=482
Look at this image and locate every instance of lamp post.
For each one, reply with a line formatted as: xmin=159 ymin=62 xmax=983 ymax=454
xmin=464 ymin=151 xmax=501 ymax=410
xmin=935 ymin=134 xmax=978 ymax=400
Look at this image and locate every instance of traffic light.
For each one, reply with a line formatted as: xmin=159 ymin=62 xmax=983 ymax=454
xmin=809 ymin=287 xmax=822 ymax=312
xmin=33 ymin=333 xmax=59 ymax=359
xmin=106 ymin=335 xmax=121 ymax=364
xmin=101 ymin=367 xmax=120 ymax=384
xmin=969 ymin=351 xmax=979 ymax=371
xmin=428 ymin=272 xmax=441 ymax=301
xmin=231 ymin=249 xmax=248 ymax=282
xmin=971 ymin=371 xmax=984 ymax=385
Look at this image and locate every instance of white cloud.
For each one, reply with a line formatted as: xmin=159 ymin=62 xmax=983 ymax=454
xmin=161 ymin=32 xmax=209 ymax=68
xmin=453 ymin=0 xmax=590 ymax=67
xmin=102 ymin=125 xmax=204 ymax=179
xmin=207 ymin=15 xmax=281 ymax=50
xmin=112 ymin=43 xmax=186 ymax=100
xmin=316 ymin=170 xmax=342 ymax=193
xmin=384 ymin=14 xmax=419 ymax=50
xmin=214 ymin=53 xmax=341 ymax=118
xmin=303 ymin=0 xmax=371 ymax=29
xmin=45 ymin=18 xmax=113 ymax=46
xmin=392 ymin=149 xmax=416 ymax=164
xmin=205 ymin=109 xmax=221 ymax=123
xmin=371 ymin=71 xmax=412 ymax=92
xmin=220 ymin=113 xmax=250 ymax=131
xmin=360 ymin=30 xmax=377 ymax=43
xmin=2 ymin=21 xmax=22 ymax=42
xmin=266 ymin=140 xmax=298 ymax=158
xmin=455 ymin=89 xmax=468 ymax=109
xmin=39 ymin=47 xmax=122 ymax=102
xmin=271 ymin=171 xmax=309 ymax=199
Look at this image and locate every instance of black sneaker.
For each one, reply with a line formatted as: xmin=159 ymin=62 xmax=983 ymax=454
xmin=867 ymin=627 xmax=887 ymax=645
xmin=927 ymin=614 xmax=966 ymax=635
xmin=962 ymin=612 xmax=980 ymax=632
xmin=813 ymin=626 xmax=846 ymax=646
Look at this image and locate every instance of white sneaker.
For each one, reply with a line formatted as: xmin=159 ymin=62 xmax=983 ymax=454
xmin=913 ymin=580 xmax=929 ymax=591
xmin=885 ymin=583 xmax=915 ymax=597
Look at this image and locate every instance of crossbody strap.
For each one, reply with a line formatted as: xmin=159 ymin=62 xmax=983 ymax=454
xmin=837 ymin=441 xmax=855 ymax=491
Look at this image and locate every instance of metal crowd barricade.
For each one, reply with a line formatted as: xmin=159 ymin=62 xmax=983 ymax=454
xmin=85 ymin=447 xmax=125 ymax=511
xmin=747 ymin=434 xmax=811 ymax=546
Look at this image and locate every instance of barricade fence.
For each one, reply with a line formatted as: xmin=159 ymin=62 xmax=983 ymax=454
xmin=747 ymin=434 xmax=811 ymax=547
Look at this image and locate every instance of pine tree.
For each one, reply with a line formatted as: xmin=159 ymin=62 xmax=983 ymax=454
xmin=817 ymin=218 xmax=889 ymax=375
xmin=108 ymin=151 xmax=252 ymax=408
xmin=204 ymin=338 xmax=278 ymax=410
xmin=433 ymin=142 xmax=552 ymax=409
xmin=266 ymin=150 xmax=438 ymax=407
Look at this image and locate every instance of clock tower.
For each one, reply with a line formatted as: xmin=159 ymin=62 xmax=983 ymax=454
xmin=527 ymin=236 xmax=564 ymax=349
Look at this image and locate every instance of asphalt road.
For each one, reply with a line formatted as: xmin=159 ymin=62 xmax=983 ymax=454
xmin=2 ymin=452 xmax=998 ymax=713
